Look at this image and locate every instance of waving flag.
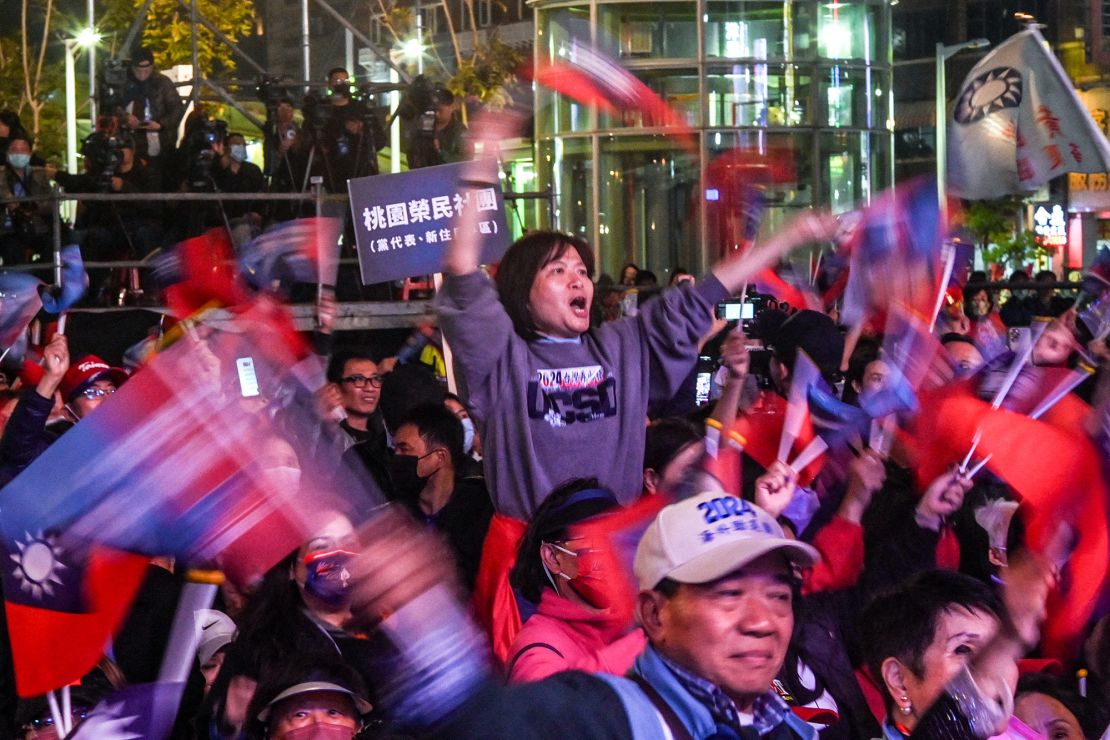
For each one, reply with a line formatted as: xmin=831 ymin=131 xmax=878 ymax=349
xmin=530 ymin=15 xmax=694 ymax=148
xmin=0 ymin=245 xmax=88 ymax=349
xmin=40 ymin=245 xmax=88 ymax=313
xmin=841 ymin=177 xmax=946 ymax=327
xmin=0 ymin=297 xmax=382 ymax=588
xmin=161 ymin=228 xmax=250 ymax=318
xmin=947 ymin=28 xmax=1110 ymax=199
xmin=239 ymin=217 xmax=343 ymax=291
xmin=68 ymin=680 xmax=183 ymax=740
xmin=908 ymin=384 xmax=1109 ymax=658
xmin=0 ymin=537 xmax=147 ymax=697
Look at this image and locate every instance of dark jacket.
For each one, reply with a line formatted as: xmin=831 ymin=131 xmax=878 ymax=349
xmin=124 ymin=70 xmax=185 ymax=158
xmin=0 ymin=389 xmax=61 ymax=481
xmin=403 ymin=475 xmax=493 ymax=591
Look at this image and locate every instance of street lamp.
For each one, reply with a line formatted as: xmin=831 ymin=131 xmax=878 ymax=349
xmin=65 ymin=30 xmax=101 ymax=177
xmin=936 ymin=38 xmax=990 ymax=206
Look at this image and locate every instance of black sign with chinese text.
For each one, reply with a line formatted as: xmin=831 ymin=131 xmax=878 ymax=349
xmin=348 ymin=160 xmax=510 ymax=284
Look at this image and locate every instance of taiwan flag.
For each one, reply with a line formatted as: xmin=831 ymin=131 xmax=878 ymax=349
xmin=0 ymin=532 xmax=147 ymax=697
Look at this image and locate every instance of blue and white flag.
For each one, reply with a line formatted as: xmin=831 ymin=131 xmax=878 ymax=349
xmin=948 ymin=28 xmax=1110 ymax=199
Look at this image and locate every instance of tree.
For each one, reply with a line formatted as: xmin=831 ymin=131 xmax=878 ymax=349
xmin=964 ymin=197 xmax=1023 ymax=251
xmin=0 ymin=1 xmax=67 ymax=160
xmin=98 ymin=0 xmax=256 ymax=79
xmin=375 ymin=0 xmax=522 ymax=104
xmin=981 ymin=230 xmax=1055 ymax=273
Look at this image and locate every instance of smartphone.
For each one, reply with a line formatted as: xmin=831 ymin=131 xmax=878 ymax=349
xmin=715 ymin=299 xmax=756 ymax=322
xmin=236 ymin=357 xmax=260 ymax=398
xmin=694 ymin=354 xmax=715 ymax=406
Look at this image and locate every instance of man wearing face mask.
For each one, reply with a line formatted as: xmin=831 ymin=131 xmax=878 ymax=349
xmin=214 ymin=132 xmax=266 ymax=226
xmin=389 ymin=403 xmax=492 ymax=590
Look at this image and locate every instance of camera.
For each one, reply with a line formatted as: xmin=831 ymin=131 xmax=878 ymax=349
xmin=185 ymin=118 xmax=228 ymax=190
xmin=81 ymin=125 xmax=133 ymax=191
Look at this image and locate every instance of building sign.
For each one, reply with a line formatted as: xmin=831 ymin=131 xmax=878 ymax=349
xmin=1033 ymin=203 xmax=1067 ymax=247
xmin=348 ymin=160 xmax=510 ymax=284
xmin=1071 ymin=89 xmax=1110 ymax=211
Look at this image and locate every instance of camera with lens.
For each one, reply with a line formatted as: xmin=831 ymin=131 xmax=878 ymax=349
xmin=81 ymin=127 xmax=133 ymax=191
xmin=185 ymin=118 xmax=228 ymax=189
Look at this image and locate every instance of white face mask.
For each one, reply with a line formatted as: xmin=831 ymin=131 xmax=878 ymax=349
xmin=460 ymin=417 xmax=476 ymax=454
xmin=229 ymin=144 xmax=247 ymax=163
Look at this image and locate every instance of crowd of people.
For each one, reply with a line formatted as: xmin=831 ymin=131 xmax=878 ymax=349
xmin=0 ymin=63 xmax=1108 ymax=740
xmin=0 ymin=51 xmax=470 ymax=304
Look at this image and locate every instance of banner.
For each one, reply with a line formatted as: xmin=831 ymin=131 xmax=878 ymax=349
xmin=349 ymin=160 xmax=510 ymax=284
xmin=948 ymin=28 xmax=1110 ymax=199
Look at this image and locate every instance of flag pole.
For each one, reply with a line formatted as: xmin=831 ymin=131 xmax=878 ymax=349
xmin=153 ymin=569 xmax=223 ymax=722
xmin=46 ymin=690 xmax=66 ymax=736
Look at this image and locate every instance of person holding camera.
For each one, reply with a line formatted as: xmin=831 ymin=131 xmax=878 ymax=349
xmin=403 ymin=80 xmax=472 ymax=169
xmin=123 ymin=47 xmax=185 ymax=179
xmin=0 ymin=134 xmax=55 ymax=265
xmin=53 ymin=132 xmax=163 ymax=262
xmin=305 ymin=68 xmax=384 ymax=192
xmin=266 ymin=97 xmax=309 ymax=222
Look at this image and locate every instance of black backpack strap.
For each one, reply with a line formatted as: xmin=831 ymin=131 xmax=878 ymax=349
xmin=505 ymin=642 xmax=565 ymax=678
xmin=629 ymin=673 xmax=695 ymax=740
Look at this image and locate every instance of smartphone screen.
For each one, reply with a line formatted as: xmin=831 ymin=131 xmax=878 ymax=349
xmin=236 ymin=357 xmax=260 ymax=398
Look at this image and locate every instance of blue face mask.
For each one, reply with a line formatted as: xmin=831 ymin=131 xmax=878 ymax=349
xmin=7 ymin=153 xmax=30 ymax=170
xmin=229 ymin=144 xmax=247 ymax=163
xmin=303 ymin=549 xmax=354 ymax=607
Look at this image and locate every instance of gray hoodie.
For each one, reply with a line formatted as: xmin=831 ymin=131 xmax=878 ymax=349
xmin=437 ymin=271 xmax=727 ymax=519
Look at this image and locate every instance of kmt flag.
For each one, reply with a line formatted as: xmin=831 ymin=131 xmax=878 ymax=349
xmin=947 ymin=28 xmax=1110 ymax=199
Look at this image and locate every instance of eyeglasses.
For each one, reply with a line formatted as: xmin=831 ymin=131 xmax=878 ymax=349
xmin=340 ymin=374 xmax=383 ymax=389
xmin=81 ymin=387 xmax=115 ymax=400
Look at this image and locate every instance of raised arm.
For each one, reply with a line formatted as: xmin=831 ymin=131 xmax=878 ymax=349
xmin=711 ymin=210 xmax=840 ymax=295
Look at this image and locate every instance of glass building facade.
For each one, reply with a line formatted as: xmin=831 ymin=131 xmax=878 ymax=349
xmin=533 ymin=0 xmax=894 ymax=280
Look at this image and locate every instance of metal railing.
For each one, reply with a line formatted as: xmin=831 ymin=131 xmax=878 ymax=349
xmin=0 ymin=183 xmax=555 ymax=327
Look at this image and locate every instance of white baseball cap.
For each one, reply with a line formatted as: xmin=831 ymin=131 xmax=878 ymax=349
xmin=634 ymin=492 xmax=820 ymax=591
xmin=194 ymin=609 xmax=237 ymax=667
xmin=258 ymin=681 xmax=373 ymax=722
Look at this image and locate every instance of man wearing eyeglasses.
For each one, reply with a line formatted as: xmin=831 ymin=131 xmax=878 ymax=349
xmin=318 ymin=349 xmax=391 ymax=494
xmin=0 ymin=334 xmax=127 ymax=480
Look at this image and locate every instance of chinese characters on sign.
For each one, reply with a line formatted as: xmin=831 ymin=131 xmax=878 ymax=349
xmin=1033 ymin=204 xmax=1067 ymax=248
xmin=348 ymin=160 xmax=511 ymax=284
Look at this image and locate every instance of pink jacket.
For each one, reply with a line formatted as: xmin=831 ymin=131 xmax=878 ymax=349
xmin=506 ymin=590 xmax=647 ymax=683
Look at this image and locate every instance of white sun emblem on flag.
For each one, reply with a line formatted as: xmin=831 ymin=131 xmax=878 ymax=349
xmin=9 ymin=531 xmax=66 ymax=600
xmin=954 ymin=67 xmax=1023 ymax=124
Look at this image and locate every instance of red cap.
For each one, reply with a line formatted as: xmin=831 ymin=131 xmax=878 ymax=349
xmin=58 ymin=356 xmax=128 ymax=402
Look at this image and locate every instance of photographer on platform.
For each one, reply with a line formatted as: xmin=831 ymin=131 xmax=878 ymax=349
xmin=401 ymin=77 xmax=472 ymax=170
xmin=213 ymin=132 xmax=266 ymax=226
xmin=122 ymin=47 xmax=185 ymax=178
xmin=54 ymin=129 xmax=163 ymax=263
xmin=303 ymin=68 xmax=384 ymax=192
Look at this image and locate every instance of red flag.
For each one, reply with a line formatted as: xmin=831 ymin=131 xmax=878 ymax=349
xmin=471 ymin=514 xmax=528 ymax=667
xmin=729 ymin=392 xmax=822 ymax=486
xmin=908 ymin=385 xmax=1109 ymax=658
xmin=164 ymin=228 xmax=250 ymax=318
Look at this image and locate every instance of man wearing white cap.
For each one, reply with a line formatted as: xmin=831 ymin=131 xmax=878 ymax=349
xmin=588 ymin=491 xmax=820 ymax=739
xmin=343 ymin=493 xmax=824 ymax=738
